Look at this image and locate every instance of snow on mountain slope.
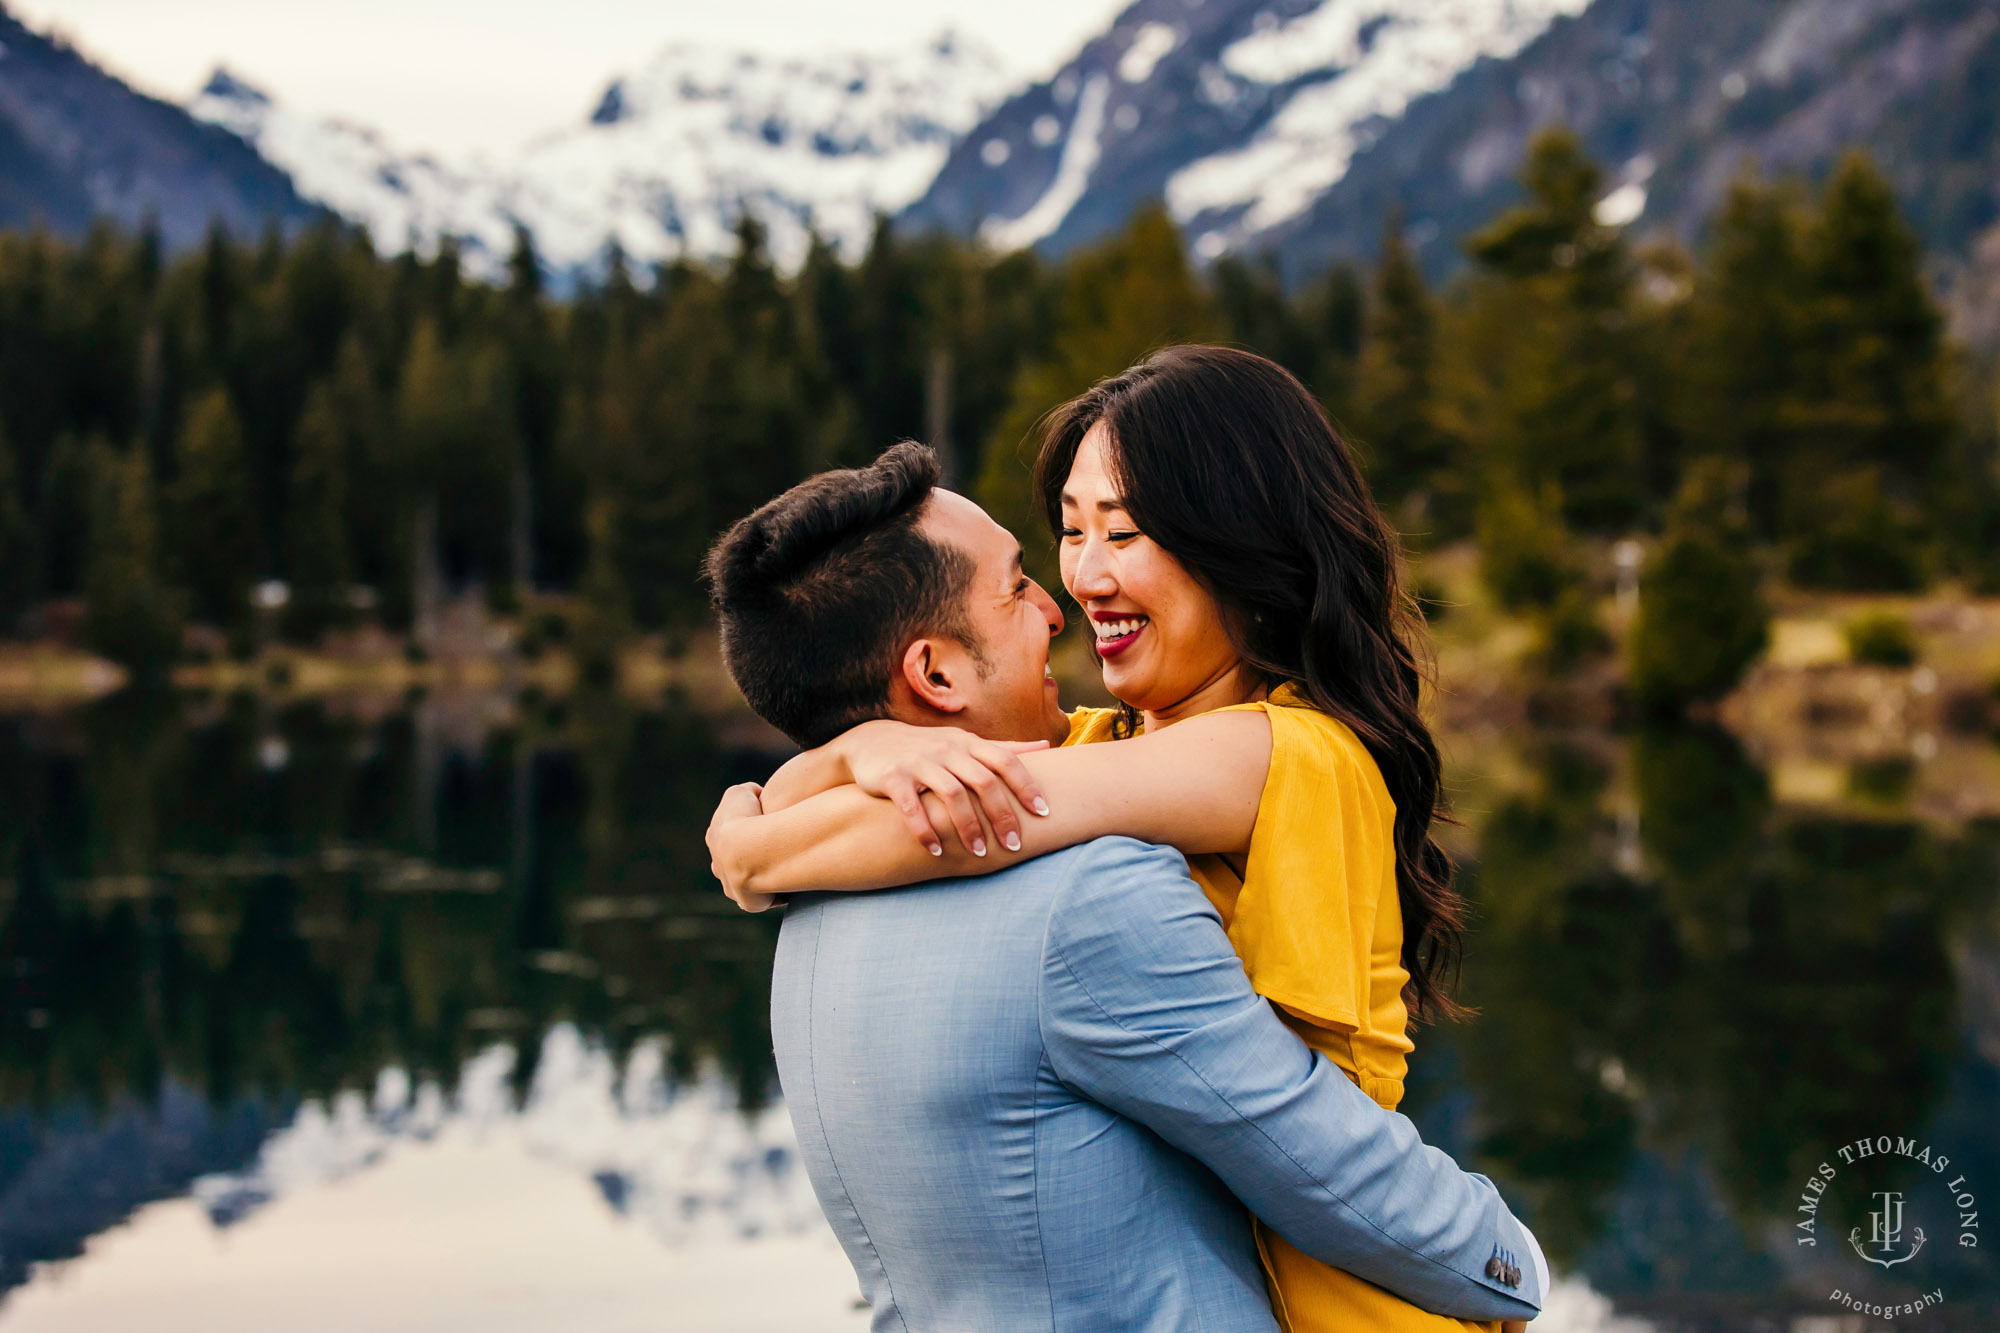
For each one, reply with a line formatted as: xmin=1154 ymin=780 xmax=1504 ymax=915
xmin=907 ymin=0 xmax=1602 ymax=261
xmin=1168 ymin=0 xmax=1594 ymax=257
xmin=189 ymin=33 xmax=1016 ymax=278
xmin=190 ymin=69 xmax=517 ymax=265
xmin=509 ymin=34 xmax=1013 ymax=273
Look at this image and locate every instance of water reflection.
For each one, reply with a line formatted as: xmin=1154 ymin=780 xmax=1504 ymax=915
xmin=0 ymin=696 xmax=1995 ymax=1329
xmin=1407 ymin=724 xmax=2000 ymax=1328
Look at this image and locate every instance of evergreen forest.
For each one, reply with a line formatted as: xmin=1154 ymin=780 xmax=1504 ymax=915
xmin=1 ymin=131 xmax=1994 ymax=709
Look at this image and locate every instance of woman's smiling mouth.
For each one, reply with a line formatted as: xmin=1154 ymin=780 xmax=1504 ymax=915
xmin=1090 ymin=612 xmax=1149 ymax=658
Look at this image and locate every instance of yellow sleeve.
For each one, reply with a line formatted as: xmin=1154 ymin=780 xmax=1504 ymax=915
xmin=1223 ymin=702 xmax=1397 ymax=1036
xmin=1062 ymin=706 xmax=1122 ymax=747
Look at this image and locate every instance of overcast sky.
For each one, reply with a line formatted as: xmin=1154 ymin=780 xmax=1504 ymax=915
xmin=13 ymin=0 xmax=1129 ymax=161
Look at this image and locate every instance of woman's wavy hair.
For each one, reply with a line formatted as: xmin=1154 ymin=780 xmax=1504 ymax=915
xmin=1032 ymin=344 xmax=1469 ymax=1023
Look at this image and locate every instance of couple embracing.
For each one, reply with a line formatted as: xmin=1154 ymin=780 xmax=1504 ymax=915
xmin=706 ymin=345 xmax=1544 ymax=1332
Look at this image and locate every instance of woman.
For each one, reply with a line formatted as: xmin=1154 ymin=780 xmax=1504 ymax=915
xmin=710 ymin=345 xmax=1508 ymax=1333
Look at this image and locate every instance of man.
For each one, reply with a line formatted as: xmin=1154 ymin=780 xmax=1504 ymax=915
xmin=707 ymin=443 xmax=1544 ymax=1331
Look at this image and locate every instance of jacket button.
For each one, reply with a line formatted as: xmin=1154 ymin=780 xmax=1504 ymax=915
xmin=1486 ymin=1257 xmax=1503 ymax=1279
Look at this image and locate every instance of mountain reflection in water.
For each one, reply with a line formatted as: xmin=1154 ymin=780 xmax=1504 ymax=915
xmin=0 ymin=693 xmax=1995 ymax=1330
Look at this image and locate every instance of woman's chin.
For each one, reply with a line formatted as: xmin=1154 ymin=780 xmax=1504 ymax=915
xmin=1099 ymin=661 xmax=1149 ymax=705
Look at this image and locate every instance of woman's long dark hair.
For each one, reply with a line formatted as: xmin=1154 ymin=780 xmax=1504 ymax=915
xmin=1033 ymin=344 xmax=1469 ymax=1024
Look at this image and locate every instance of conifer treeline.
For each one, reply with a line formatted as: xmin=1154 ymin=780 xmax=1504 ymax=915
xmin=0 ymin=130 xmax=1991 ymax=670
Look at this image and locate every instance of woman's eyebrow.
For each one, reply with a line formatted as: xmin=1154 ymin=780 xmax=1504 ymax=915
xmin=1058 ymin=493 xmax=1129 ymax=512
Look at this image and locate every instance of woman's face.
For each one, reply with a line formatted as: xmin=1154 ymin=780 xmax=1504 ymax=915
xmin=1058 ymin=422 xmax=1243 ymax=718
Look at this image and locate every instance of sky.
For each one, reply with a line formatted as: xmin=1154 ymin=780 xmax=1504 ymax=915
xmin=11 ymin=0 xmax=1130 ymax=162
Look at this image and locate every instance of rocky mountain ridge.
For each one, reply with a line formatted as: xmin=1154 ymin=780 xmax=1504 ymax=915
xmin=0 ymin=8 xmax=316 ymax=248
xmin=188 ymin=32 xmax=1016 ymax=279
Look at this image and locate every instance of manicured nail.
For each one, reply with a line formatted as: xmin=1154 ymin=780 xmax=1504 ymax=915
xmin=928 ymin=843 xmax=943 ymax=857
xmin=972 ymin=839 xmax=987 ymax=857
xmin=1032 ymin=798 xmax=1050 ymax=816
xmin=1004 ymin=832 xmax=1021 ymax=852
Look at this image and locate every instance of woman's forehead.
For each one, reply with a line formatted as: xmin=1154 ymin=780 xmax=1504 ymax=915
xmin=1063 ymin=423 xmax=1122 ymax=503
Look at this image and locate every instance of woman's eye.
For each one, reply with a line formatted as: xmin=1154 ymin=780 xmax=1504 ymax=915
xmin=1059 ymin=527 xmax=1082 ymax=539
xmin=1108 ymin=531 xmax=1139 ymax=542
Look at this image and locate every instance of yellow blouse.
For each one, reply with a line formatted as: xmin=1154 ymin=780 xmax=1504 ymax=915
xmin=1064 ymin=687 xmax=1495 ymax=1333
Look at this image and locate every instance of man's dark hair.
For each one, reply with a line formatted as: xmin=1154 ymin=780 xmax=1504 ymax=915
xmin=706 ymin=442 xmax=979 ymax=748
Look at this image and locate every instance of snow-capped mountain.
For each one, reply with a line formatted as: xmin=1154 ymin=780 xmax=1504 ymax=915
xmin=20 ymin=0 xmax=2000 ymax=329
xmin=917 ymin=0 xmax=2000 ymax=307
xmin=189 ymin=32 xmax=1017 ymax=277
xmin=190 ymin=69 xmax=519 ymax=266
xmin=1163 ymin=0 xmax=1593 ymax=256
xmin=922 ymin=0 xmax=1595 ymax=258
xmin=903 ymin=0 xmax=1594 ymax=259
xmin=0 ymin=9 xmax=316 ymax=248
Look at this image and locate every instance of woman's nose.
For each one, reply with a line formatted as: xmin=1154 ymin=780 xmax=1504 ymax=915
xmin=1067 ymin=539 xmax=1119 ymax=599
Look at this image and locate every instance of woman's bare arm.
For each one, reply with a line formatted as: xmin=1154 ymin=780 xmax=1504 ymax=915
xmin=710 ymin=709 xmax=1272 ymax=905
xmin=758 ymin=721 xmax=1051 ymax=853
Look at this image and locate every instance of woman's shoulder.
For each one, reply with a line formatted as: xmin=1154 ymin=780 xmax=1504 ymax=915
xmin=1227 ymin=685 xmax=1386 ymax=794
xmin=1222 ymin=684 xmax=1367 ymax=752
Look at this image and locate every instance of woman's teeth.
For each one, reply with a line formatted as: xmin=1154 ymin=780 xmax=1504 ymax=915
xmin=1092 ymin=616 xmax=1148 ymax=641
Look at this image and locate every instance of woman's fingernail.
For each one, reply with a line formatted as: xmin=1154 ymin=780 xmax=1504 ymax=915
xmin=1032 ymin=798 xmax=1050 ymax=816
xmin=1004 ymin=832 xmax=1021 ymax=851
xmin=928 ymin=843 xmax=943 ymax=857
xmin=972 ymin=839 xmax=987 ymax=857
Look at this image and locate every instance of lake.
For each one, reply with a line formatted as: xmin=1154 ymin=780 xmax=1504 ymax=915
xmin=0 ymin=688 xmax=1994 ymax=1331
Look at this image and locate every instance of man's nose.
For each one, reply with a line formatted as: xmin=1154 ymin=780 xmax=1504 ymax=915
xmin=1031 ymin=581 xmax=1064 ymax=635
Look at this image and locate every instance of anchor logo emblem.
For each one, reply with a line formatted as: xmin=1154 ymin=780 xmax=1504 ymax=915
xmin=1849 ymin=1191 xmax=1927 ymax=1268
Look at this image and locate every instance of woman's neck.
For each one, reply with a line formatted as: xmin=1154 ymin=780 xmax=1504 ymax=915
xmin=1141 ymin=660 xmax=1267 ymax=732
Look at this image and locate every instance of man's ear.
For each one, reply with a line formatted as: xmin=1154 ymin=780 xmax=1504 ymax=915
xmin=899 ymin=637 xmax=969 ymax=715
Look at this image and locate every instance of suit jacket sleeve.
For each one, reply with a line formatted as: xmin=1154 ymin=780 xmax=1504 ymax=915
xmin=1038 ymin=837 xmax=1542 ymax=1322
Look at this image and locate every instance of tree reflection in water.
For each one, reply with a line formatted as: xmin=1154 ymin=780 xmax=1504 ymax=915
xmin=1405 ymin=723 xmax=2000 ymax=1323
xmin=0 ymin=698 xmax=1996 ymax=1326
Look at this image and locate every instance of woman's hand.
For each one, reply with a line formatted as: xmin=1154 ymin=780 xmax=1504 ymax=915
xmin=835 ymin=720 xmax=1051 ymax=858
xmin=707 ymin=782 xmax=778 ymax=913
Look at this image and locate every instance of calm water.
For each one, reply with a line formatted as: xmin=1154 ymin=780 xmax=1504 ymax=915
xmin=1 ymin=691 xmax=1995 ymax=1331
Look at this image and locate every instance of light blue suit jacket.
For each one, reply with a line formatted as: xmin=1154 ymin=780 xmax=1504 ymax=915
xmin=772 ymin=836 xmax=1543 ymax=1332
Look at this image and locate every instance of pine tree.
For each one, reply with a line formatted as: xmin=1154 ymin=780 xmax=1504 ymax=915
xmin=167 ymin=387 xmax=259 ymax=633
xmin=854 ymin=217 xmax=928 ymax=454
xmin=500 ymin=225 xmax=559 ymax=608
xmin=1354 ymin=214 xmax=1454 ymax=533
xmin=33 ymin=434 xmax=92 ymax=599
xmin=83 ymin=443 xmax=183 ymax=673
xmin=1454 ymin=129 xmax=1643 ymax=534
xmin=285 ymin=379 xmax=352 ymax=641
xmin=1681 ymin=176 xmax=1807 ymax=539
xmin=1629 ymin=459 xmax=1768 ymax=712
xmin=318 ymin=336 xmax=402 ymax=625
xmin=794 ymin=232 xmax=868 ymax=470
xmin=1211 ymin=254 xmax=1319 ymax=388
xmin=1477 ymin=478 xmax=1583 ymax=613
xmin=0 ymin=416 xmax=32 ymax=632
xmin=1782 ymin=151 xmax=1949 ymax=590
